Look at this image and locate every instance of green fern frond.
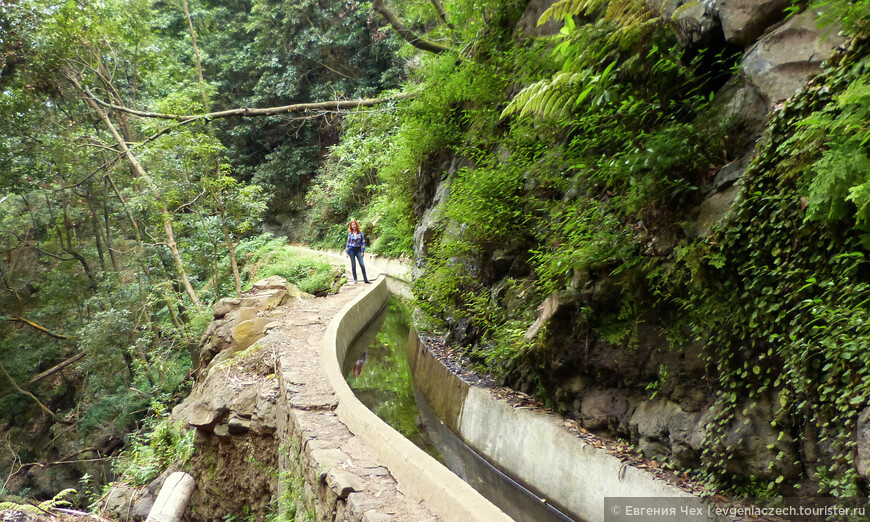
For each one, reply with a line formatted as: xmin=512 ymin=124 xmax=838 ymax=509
xmin=39 ymin=488 xmax=78 ymax=510
xmin=0 ymin=501 xmax=43 ymax=514
xmin=503 ymin=73 xmax=582 ymax=119
xmin=539 ymin=0 xmax=610 ymax=24
xmin=540 ymin=0 xmax=658 ymax=50
xmin=503 ymin=67 xmax=618 ymax=120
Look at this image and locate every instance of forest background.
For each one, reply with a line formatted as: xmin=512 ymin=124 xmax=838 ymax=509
xmin=2 ymin=0 xmax=870 ymax=512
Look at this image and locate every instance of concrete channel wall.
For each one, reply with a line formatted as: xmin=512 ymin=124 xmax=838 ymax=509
xmin=318 ymin=276 xmax=511 ymax=521
xmin=407 ymin=335 xmax=700 ymax=522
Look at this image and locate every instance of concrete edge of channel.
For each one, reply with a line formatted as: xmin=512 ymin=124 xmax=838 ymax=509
xmin=318 ymin=275 xmax=512 ymax=522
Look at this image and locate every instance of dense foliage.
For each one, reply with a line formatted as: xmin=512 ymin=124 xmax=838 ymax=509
xmin=0 ymin=0 xmax=372 ymax=504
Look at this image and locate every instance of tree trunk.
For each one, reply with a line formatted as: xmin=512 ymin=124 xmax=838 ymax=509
xmin=88 ymin=198 xmax=108 ymax=274
xmin=59 ymin=200 xmax=99 ymax=292
xmin=181 ymin=0 xmax=210 ymax=111
xmin=102 ymin=179 xmax=120 ymax=272
xmin=222 ymin=221 xmax=242 ymax=297
xmin=82 ymin=94 xmax=203 ymax=309
xmin=429 ymin=0 xmax=453 ymax=28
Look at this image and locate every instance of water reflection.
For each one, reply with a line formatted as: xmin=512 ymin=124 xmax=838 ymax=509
xmin=344 ymin=297 xmax=443 ymax=461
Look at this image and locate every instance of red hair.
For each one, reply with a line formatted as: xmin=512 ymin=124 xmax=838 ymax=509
xmin=348 ymin=220 xmax=361 ymax=233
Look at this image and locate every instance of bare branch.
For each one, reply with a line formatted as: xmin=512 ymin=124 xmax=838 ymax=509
xmin=173 ymin=188 xmax=208 ymax=214
xmin=0 ymin=362 xmax=74 ymax=424
xmin=25 ymin=352 xmax=85 ymax=385
xmin=372 ymin=0 xmax=453 ymax=54
xmin=0 ymin=352 xmax=85 ymax=400
xmin=82 ymin=85 xmax=417 ymax=122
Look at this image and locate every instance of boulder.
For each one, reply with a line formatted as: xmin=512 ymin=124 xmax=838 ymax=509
xmin=742 ymin=12 xmax=847 ymax=105
xmin=718 ymin=398 xmax=802 ymax=480
xmin=213 ymin=298 xmax=241 ymax=319
xmin=630 ymin=400 xmax=702 ymax=466
xmin=199 ymin=278 xmax=305 ymax=369
xmin=250 ymin=275 xmax=289 ymax=292
xmin=707 ymin=77 xmax=769 ymax=157
xmin=100 ymin=483 xmax=157 ymax=521
xmin=231 ymin=317 xmax=272 ymax=353
xmin=802 ymin=418 xmax=838 ymax=480
xmin=524 ymin=292 xmax=561 ymax=341
xmin=489 ymin=250 xmax=516 ymax=281
xmin=689 ymin=184 xmax=741 ymax=237
xmin=645 ymin=0 xmax=719 ymax=45
xmin=413 ymin=177 xmax=451 ymax=267
xmin=516 ymin=0 xmax=562 ymax=38
xmin=705 ymin=151 xmax=755 ymax=195
xmin=719 ymin=0 xmax=789 ymax=46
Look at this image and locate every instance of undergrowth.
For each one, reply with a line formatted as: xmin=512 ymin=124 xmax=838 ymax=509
xmin=234 ymin=234 xmax=339 ymax=294
xmin=113 ymin=402 xmax=195 ymax=486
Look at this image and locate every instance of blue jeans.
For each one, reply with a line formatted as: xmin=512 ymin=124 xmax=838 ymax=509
xmin=347 ymin=247 xmax=369 ymax=282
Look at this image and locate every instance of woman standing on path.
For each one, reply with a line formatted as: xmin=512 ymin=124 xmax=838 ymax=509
xmin=346 ymin=220 xmax=370 ymax=284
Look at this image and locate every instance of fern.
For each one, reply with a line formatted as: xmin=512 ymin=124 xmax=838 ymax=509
xmin=502 ymin=63 xmax=618 ymax=119
xmin=503 ymin=0 xmax=658 ymax=120
xmin=39 ymin=488 xmax=77 ymax=510
xmin=539 ymin=0 xmax=658 ymax=49
xmin=0 ymin=502 xmax=43 ymax=514
xmin=803 ymin=79 xmax=870 ymax=232
xmin=0 ymin=488 xmax=78 ymax=515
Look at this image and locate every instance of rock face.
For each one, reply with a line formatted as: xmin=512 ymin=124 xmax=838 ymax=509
xmin=742 ymin=12 xmax=847 ymax=105
xmin=516 ymin=0 xmax=561 ymax=38
xmin=98 ymin=279 xmax=302 ymax=521
xmin=580 ymin=389 xmax=629 ymax=437
xmin=719 ymin=0 xmax=789 ymax=46
xmin=100 ymin=474 xmax=162 ymax=520
xmin=630 ymin=400 xmax=703 ymax=468
xmin=413 ymin=177 xmax=451 ymax=269
xmin=858 ymin=407 xmax=870 ymax=481
xmin=165 ymin=278 xmax=303 ymax=519
xmin=672 ymin=0 xmax=720 ymax=45
xmin=172 ymin=344 xmax=280 ymax=438
xmin=198 ymin=276 xmax=308 ymax=371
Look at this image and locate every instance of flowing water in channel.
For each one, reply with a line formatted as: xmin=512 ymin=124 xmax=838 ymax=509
xmin=342 ymin=296 xmax=443 ymax=462
xmin=344 ymin=296 xmax=580 ymax=522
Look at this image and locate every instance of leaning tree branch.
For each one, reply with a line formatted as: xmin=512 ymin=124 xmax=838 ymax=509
xmin=429 ymin=0 xmax=454 ymax=28
xmin=23 ymin=352 xmax=85 ymax=386
xmin=0 ymin=362 xmax=74 ymax=424
xmin=0 ymin=352 xmax=86 ymax=400
xmin=83 ymin=86 xmax=418 ymax=122
xmin=372 ymin=0 xmax=453 ymax=54
xmin=6 ymin=315 xmax=70 ymax=339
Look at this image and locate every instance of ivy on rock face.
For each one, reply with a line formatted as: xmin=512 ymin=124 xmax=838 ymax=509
xmin=670 ymin=43 xmax=870 ymax=495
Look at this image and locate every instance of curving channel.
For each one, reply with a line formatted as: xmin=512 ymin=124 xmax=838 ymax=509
xmin=342 ymin=295 xmax=581 ymax=522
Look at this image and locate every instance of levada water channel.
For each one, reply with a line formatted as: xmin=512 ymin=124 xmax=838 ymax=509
xmin=342 ymin=295 xmax=579 ymax=522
